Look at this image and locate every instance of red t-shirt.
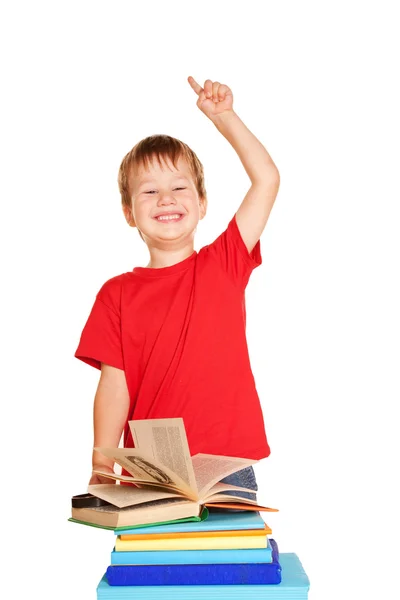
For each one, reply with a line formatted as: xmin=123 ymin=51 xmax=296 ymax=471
xmin=75 ymin=213 xmax=270 ymax=460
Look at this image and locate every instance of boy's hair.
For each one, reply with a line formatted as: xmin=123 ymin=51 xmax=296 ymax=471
xmin=118 ymin=134 xmax=207 ymax=214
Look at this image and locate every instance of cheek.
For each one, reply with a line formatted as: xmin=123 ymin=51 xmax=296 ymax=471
xmin=184 ymin=192 xmax=201 ymax=209
xmin=134 ymin=197 xmax=152 ymax=216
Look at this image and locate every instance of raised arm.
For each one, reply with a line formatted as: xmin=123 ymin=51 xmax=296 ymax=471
xmin=188 ymin=76 xmax=280 ymax=253
xmin=89 ymin=363 xmax=130 ymax=485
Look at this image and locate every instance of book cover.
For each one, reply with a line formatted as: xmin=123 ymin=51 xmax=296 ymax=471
xmin=106 ymin=538 xmax=280 ymax=586
xmin=98 ymin=551 xmax=310 ymax=599
xmin=111 ymin=540 xmax=273 ymax=565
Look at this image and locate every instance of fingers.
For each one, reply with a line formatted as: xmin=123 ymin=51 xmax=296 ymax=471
xmin=205 ymin=80 xmax=230 ymax=102
xmin=188 ymin=76 xmax=232 ymax=103
xmin=187 ymin=76 xmax=203 ymax=95
xmin=212 ymin=81 xmax=221 ymax=101
xmin=217 ymin=84 xmax=231 ymax=101
xmin=204 ymin=79 xmax=213 ymax=99
xmin=89 ymin=473 xmax=116 ymax=485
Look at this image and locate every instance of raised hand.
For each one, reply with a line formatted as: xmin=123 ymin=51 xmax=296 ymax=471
xmin=187 ymin=76 xmax=234 ymax=121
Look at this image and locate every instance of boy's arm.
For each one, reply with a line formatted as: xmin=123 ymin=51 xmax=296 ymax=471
xmin=213 ymin=110 xmax=280 ymax=253
xmin=188 ymin=77 xmax=280 ymax=253
xmin=89 ymin=363 xmax=130 ymax=485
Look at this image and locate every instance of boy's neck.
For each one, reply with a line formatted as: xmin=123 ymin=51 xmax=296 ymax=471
xmin=145 ymin=242 xmax=195 ymax=269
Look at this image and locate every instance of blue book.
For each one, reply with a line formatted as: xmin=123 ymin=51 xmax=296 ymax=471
xmin=111 ymin=538 xmax=272 ymax=565
xmin=114 ymin=510 xmax=266 ymax=535
xmin=106 ymin=539 xmax=280 ymax=586
xmin=97 ymin=552 xmax=310 ymax=599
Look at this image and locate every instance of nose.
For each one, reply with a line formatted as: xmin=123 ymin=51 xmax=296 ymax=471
xmin=157 ymin=191 xmax=177 ymax=206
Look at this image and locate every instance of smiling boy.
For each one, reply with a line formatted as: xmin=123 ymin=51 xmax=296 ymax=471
xmin=75 ymin=77 xmax=280 ymax=497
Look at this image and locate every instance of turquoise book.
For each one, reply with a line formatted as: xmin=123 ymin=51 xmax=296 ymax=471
xmin=111 ymin=538 xmax=273 ymax=565
xmin=97 ymin=552 xmax=310 ymax=599
xmin=114 ymin=510 xmax=266 ymax=535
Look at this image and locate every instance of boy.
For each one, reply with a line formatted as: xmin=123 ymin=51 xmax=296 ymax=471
xmin=75 ymin=77 xmax=280 ymax=500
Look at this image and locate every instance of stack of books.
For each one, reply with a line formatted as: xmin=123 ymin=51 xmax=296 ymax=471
xmin=94 ymin=509 xmax=309 ymax=598
xmin=70 ymin=418 xmax=310 ymax=597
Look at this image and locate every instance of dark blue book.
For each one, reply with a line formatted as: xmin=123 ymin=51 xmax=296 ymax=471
xmin=98 ymin=552 xmax=309 ymax=599
xmin=106 ymin=539 xmax=281 ymax=586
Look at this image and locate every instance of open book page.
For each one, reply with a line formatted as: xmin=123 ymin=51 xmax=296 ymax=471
xmin=204 ymin=493 xmax=278 ymax=508
xmin=205 ymin=500 xmax=277 ymax=512
xmin=92 ymin=474 xmax=257 ymax=498
xmin=92 ymin=470 xmax=191 ymax=495
xmin=95 ymin=447 xmax=195 ymax=499
xmin=87 ymin=483 xmax=187 ymax=509
xmin=202 ymin=481 xmax=260 ymax=500
xmin=192 ymin=453 xmax=257 ymax=500
xmin=204 ymin=492 xmax=262 ymax=505
xmin=129 ymin=418 xmax=197 ymax=493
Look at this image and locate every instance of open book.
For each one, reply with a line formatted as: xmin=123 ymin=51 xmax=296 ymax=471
xmin=86 ymin=418 xmax=277 ymax=520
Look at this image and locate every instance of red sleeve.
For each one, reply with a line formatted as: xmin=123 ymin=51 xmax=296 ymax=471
xmin=205 ymin=213 xmax=262 ymax=289
xmin=74 ymin=277 xmax=124 ymax=371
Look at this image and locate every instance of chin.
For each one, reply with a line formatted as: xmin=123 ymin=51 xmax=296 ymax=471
xmin=147 ymin=220 xmax=198 ymax=239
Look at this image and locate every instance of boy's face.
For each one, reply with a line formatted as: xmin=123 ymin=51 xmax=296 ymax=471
xmin=124 ymin=155 xmax=206 ymax=245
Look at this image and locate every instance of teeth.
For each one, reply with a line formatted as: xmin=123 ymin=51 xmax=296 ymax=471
xmin=156 ymin=214 xmax=182 ymax=221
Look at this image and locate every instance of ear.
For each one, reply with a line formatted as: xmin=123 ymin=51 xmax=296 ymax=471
xmin=199 ymin=195 xmax=208 ymax=220
xmin=122 ymin=204 xmax=136 ymax=227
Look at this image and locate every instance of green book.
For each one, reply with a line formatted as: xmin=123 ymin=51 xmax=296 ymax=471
xmin=68 ymin=506 xmax=208 ymax=531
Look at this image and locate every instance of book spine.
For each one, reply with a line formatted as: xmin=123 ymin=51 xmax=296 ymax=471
xmin=114 ymin=521 xmax=265 ymax=535
xmin=115 ymin=535 xmax=267 ymax=551
xmin=106 ymin=562 xmax=282 ymax=586
xmin=110 ymin=546 xmax=273 ymax=565
xmin=119 ymin=528 xmax=267 ymax=541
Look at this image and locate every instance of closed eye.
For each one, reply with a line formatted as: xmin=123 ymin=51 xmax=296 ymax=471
xmin=145 ymin=187 xmax=186 ymax=194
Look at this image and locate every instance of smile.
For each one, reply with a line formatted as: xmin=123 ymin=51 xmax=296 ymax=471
xmin=155 ymin=213 xmax=184 ymax=222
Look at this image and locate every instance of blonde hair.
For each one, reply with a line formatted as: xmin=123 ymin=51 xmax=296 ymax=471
xmin=118 ymin=134 xmax=207 ymax=211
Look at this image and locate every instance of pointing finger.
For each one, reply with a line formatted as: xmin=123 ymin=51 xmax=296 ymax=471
xmin=187 ymin=76 xmax=203 ymax=96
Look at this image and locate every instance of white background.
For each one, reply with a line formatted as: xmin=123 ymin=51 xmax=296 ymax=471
xmin=1 ymin=1 xmax=399 ymax=599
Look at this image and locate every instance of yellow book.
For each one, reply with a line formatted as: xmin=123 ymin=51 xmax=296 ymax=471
xmin=119 ymin=523 xmax=272 ymax=541
xmin=115 ymin=533 xmax=268 ymax=551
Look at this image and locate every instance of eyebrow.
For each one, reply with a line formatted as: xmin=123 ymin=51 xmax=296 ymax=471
xmin=139 ymin=175 xmax=189 ymax=186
